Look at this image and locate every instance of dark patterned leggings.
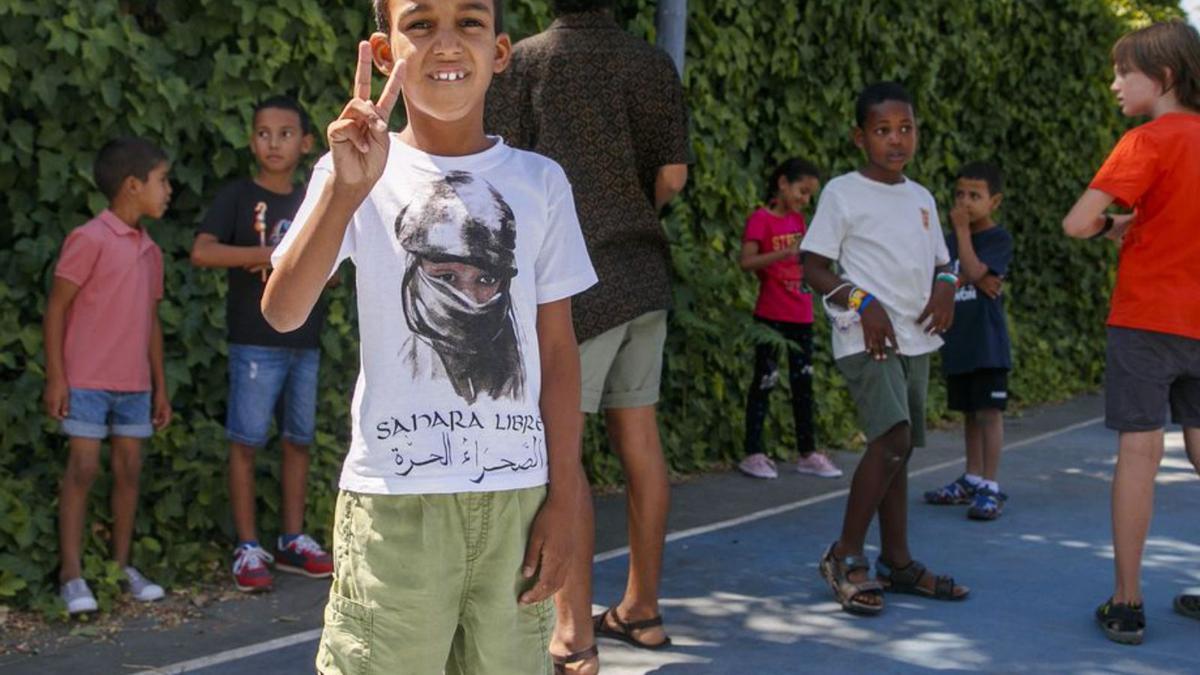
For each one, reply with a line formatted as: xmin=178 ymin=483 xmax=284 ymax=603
xmin=744 ymin=318 xmax=815 ymax=458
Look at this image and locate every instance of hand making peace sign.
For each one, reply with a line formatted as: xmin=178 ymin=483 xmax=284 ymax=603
xmin=328 ymin=41 xmax=406 ymax=193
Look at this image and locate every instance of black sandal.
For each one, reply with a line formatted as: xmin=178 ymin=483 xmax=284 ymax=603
xmin=819 ymin=542 xmax=885 ymax=616
xmin=552 ymin=644 xmax=598 ymax=674
xmin=592 ymin=607 xmax=672 ymax=650
xmin=875 ymin=557 xmax=969 ymax=601
xmin=1174 ymin=594 xmax=1200 ymax=621
xmin=1096 ymin=598 xmax=1145 ymax=645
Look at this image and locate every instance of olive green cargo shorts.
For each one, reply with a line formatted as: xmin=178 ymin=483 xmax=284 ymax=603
xmin=316 ymin=487 xmax=554 ymax=675
xmin=580 ymin=310 xmax=668 ymax=413
xmin=836 ymin=351 xmax=931 ymax=447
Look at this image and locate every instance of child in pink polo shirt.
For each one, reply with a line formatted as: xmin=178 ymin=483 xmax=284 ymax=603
xmin=43 ymin=137 xmax=174 ymax=615
xmin=738 ymin=158 xmax=841 ymax=480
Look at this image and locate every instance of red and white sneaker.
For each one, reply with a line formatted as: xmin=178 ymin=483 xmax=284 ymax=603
xmin=276 ymin=534 xmax=333 ymax=578
xmin=232 ymin=543 xmax=275 ymax=593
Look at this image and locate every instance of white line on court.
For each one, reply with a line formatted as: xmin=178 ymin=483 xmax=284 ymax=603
xmin=137 ymin=415 xmax=1104 ymax=674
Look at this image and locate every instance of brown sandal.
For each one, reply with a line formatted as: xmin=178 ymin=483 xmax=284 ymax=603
xmin=819 ymin=542 xmax=885 ymax=616
xmin=593 ymin=607 xmax=672 ymax=650
xmin=552 ymin=644 xmax=598 ymax=674
xmin=875 ymin=557 xmax=969 ymax=601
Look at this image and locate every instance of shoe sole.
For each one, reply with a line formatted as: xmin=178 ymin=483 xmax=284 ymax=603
xmin=797 ymin=469 xmax=843 ymax=478
xmin=276 ymin=562 xmax=333 ymax=579
xmin=67 ymin=604 xmax=98 ymax=615
xmin=234 ymin=580 xmax=273 ymax=593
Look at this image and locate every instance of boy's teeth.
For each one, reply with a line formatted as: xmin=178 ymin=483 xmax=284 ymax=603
xmin=435 ymin=72 xmax=464 ymax=81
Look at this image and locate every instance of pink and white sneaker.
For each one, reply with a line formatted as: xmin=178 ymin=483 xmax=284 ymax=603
xmin=795 ymin=453 xmax=843 ymax=478
xmin=738 ymin=453 xmax=778 ymax=479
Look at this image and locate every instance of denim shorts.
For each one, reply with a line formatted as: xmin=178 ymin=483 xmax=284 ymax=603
xmin=62 ymin=388 xmax=152 ymax=439
xmin=226 ymin=344 xmax=320 ymax=448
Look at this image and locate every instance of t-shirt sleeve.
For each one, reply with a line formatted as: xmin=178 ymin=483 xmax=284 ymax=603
xmin=1090 ymin=129 xmax=1160 ymax=209
xmin=54 ymin=227 xmax=101 ymax=288
xmin=980 ymin=229 xmax=1014 ymax=278
xmin=151 ymin=246 xmax=164 ymax=301
xmin=535 ymin=165 xmax=598 ymax=304
xmin=197 ymin=182 xmax=240 ymax=243
xmin=930 ymin=201 xmax=950 ymax=266
xmin=272 ymin=156 xmax=354 ymax=276
xmin=631 ymin=50 xmax=692 ymax=168
xmin=742 ymin=211 xmax=767 ymax=246
xmin=798 ymin=187 xmax=846 ymax=260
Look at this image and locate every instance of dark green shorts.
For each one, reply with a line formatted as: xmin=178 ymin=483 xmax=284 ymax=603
xmin=836 ymin=351 xmax=931 ymax=447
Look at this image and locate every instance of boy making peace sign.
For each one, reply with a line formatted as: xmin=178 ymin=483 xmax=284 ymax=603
xmin=263 ymin=2 xmax=596 ymax=673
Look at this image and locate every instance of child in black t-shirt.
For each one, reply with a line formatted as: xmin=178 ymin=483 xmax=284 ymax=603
xmin=924 ymin=161 xmax=1014 ymax=520
xmin=190 ymin=96 xmax=334 ymax=592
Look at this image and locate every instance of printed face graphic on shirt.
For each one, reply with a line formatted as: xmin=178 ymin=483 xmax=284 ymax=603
xmin=394 ymin=171 xmax=524 ymax=404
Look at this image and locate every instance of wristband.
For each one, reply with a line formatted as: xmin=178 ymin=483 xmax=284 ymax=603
xmin=847 ymin=288 xmax=867 ymax=311
xmin=857 ymin=294 xmax=875 ymax=314
xmin=1090 ymin=214 xmax=1115 ymax=240
xmin=936 ymin=272 xmax=958 ymax=286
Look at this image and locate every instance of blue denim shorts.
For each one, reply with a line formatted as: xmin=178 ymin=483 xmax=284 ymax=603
xmin=62 ymin=388 xmax=152 ymax=439
xmin=227 ymin=344 xmax=320 ymax=448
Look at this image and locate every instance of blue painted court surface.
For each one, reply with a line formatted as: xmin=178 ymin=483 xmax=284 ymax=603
xmin=187 ymin=420 xmax=1200 ymax=674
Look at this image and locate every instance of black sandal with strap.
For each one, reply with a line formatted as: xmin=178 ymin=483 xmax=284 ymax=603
xmin=593 ymin=607 xmax=672 ymax=650
xmin=1096 ymin=598 xmax=1145 ymax=645
xmin=1173 ymin=594 xmax=1200 ymax=621
xmin=552 ymin=644 xmax=599 ymax=674
xmin=875 ymin=557 xmax=969 ymax=601
xmin=819 ymin=542 xmax=885 ymax=616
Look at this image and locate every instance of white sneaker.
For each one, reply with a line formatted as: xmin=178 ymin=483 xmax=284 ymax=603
xmin=795 ymin=452 xmax=843 ymax=478
xmin=738 ymin=453 xmax=778 ymax=479
xmin=123 ymin=566 xmax=165 ymax=602
xmin=60 ymin=578 xmax=98 ymax=615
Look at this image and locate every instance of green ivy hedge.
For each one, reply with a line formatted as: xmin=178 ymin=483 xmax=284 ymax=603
xmin=0 ymin=0 xmax=1180 ymax=613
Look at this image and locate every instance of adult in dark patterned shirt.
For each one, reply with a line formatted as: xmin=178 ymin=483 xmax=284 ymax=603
xmin=487 ymin=0 xmax=691 ymax=670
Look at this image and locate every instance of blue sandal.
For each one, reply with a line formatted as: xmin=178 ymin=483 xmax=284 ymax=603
xmin=967 ymin=486 xmax=1008 ymax=520
xmin=923 ymin=475 xmax=976 ymax=505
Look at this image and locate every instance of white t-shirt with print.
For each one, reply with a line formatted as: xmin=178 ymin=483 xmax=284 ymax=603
xmin=800 ymin=171 xmax=951 ymax=360
xmin=274 ymin=136 xmax=597 ymax=495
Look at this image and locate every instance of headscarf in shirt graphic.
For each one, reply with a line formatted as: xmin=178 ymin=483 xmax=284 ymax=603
xmin=395 ymin=171 xmax=524 ymax=404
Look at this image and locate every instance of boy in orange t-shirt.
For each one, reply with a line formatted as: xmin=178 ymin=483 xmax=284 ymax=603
xmin=1062 ymin=20 xmax=1200 ymax=645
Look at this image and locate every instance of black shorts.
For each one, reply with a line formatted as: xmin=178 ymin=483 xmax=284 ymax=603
xmin=946 ymin=368 xmax=1009 ymax=412
xmin=1105 ymin=327 xmax=1200 ymax=431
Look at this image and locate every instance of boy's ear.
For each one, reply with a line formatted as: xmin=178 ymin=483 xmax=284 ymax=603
xmin=370 ymin=32 xmax=397 ymax=75
xmin=301 ymin=133 xmax=315 ymax=154
xmin=493 ymin=32 xmax=513 ymax=74
xmin=122 ymin=174 xmax=142 ymax=196
xmin=990 ymin=193 xmax=1003 ymax=211
xmin=851 ymin=127 xmax=865 ymax=151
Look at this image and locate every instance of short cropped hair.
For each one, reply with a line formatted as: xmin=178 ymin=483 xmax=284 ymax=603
xmin=254 ymin=95 xmax=312 ymax=135
xmin=552 ymin=0 xmax=614 ymax=15
xmin=93 ymin=137 xmax=168 ymax=201
xmin=766 ymin=157 xmax=821 ymax=201
xmin=1113 ymin=20 xmax=1200 ymax=113
xmin=956 ymin=161 xmax=1005 ymax=196
xmin=374 ymin=0 xmax=504 ymax=35
xmin=855 ymin=81 xmax=913 ymax=128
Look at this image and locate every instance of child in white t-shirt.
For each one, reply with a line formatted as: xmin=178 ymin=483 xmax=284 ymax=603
xmin=800 ymin=81 xmax=969 ymax=616
xmin=262 ymin=2 xmax=596 ymax=672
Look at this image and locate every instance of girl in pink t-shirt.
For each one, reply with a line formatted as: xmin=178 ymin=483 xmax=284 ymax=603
xmin=738 ymin=158 xmax=841 ymax=480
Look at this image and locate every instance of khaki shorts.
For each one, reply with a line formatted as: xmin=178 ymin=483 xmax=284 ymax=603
xmin=316 ymin=488 xmax=554 ymax=675
xmin=836 ymin=351 xmax=931 ymax=447
xmin=580 ymin=310 xmax=668 ymax=413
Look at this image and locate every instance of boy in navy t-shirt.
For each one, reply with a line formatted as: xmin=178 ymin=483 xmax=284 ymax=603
xmin=924 ymin=162 xmax=1014 ymax=520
